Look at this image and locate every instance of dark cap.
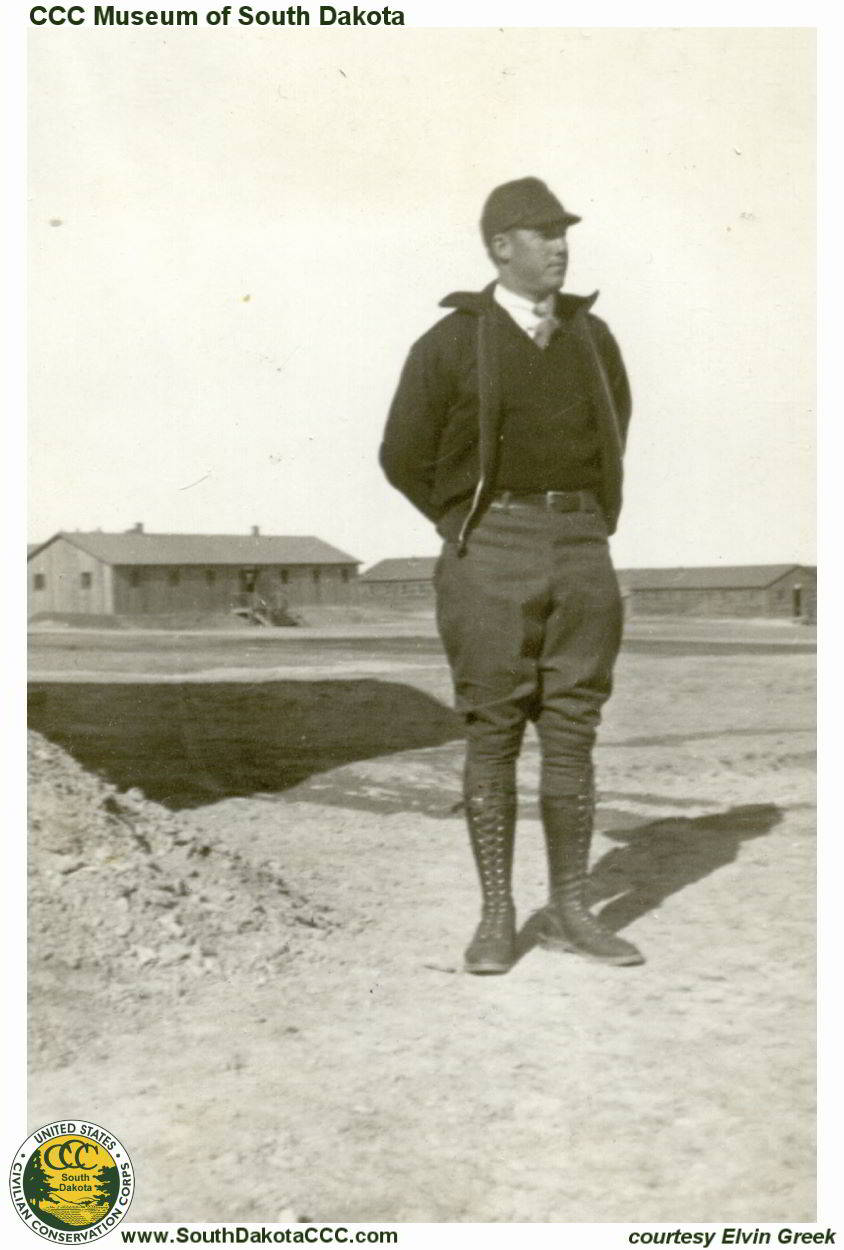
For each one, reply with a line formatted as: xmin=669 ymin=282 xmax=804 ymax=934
xmin=480 ymin=176 xmax=581 ymax=245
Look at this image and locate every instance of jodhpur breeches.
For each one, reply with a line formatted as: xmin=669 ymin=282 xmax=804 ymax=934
xmin=434 ymin=499 xmax=623 ymax=798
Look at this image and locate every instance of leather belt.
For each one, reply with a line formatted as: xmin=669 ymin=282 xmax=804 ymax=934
xmin=489 ymin=489 xmax=599 ymax=513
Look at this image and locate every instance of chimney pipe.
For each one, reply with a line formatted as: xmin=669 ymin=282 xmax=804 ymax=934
xmin=131 ymin=522 xmax=144 ymax=534
xmin=251 ymin=525 xmax=260 ymax=536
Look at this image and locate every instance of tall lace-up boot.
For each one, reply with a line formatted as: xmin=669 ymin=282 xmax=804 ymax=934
xmin=463 ymin=785 xmax=517 ymax=974
xmin=539 ymin=789 xmax=644 ymax=966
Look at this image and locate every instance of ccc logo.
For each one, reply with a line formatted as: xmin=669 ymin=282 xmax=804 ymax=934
xmin=42 ymin=1139 xmax=99 ymax=1170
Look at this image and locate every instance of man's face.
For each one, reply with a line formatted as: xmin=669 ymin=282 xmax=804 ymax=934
xmin=492 ymin=223 xmax=569 ymax=300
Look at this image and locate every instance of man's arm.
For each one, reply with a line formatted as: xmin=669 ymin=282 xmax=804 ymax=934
xmin=592 ymin=319 xmax=632 ymax=448
xmin=379 ymin=331 xmax=455 ymax=522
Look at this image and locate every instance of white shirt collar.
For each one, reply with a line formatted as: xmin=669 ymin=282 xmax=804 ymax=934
xmin=493 ymin=282 xmax=555 ymax=335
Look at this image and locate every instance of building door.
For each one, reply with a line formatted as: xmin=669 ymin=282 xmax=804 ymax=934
xmin=238 ymin=567 xmax=258 ymax=608
xmin=792 ymin=586 xmax=803 ymax=618
xmin=126 ymin=568 xmax=145 ymax=613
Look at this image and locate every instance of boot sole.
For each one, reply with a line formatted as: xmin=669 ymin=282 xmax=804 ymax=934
xmin=464 ymin=958 xmax=514 ymax=975
xmin=539 ymin=935 xmax=645 ymax=966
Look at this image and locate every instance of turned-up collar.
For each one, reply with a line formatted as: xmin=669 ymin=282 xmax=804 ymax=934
xmin=439 ymin=280 xmax=599 ymax=318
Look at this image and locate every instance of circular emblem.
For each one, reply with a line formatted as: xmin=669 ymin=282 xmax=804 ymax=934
xmin=9 ymin=1121 xmax=134 ymax=1241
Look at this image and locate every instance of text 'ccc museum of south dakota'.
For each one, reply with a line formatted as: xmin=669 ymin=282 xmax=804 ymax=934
xmin=29 ymin=6 xmax=407 ymax=26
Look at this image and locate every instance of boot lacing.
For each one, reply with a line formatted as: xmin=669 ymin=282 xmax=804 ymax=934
xmin=551 ymin=788 xmax=623 ymax=935
xmin=549 ymin=786 xmax=594 ymax=911
xmin=465 ymin=789 xmax=516 ymax=926
xmin=540 ymin=789 xmax=644 ymax=963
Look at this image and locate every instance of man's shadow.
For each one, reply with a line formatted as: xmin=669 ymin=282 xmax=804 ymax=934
xmin=516 ymin=803 xmax=783 ymax=958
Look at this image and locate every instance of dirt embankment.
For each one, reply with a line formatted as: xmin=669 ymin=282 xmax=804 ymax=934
xmin=28 ymin=731 xmax=334 ymax=1068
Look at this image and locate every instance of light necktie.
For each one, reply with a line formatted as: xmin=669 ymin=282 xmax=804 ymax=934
xmin=531 ymin=304 xmax=560 ymax=349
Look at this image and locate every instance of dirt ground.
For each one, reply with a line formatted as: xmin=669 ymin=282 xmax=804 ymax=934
xmin=27 ymin=615 xmax=816 ymax=1223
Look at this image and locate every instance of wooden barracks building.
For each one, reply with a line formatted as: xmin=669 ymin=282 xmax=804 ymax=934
xmin=27 ymin=525 xmax=360 ymax=620
xmin=358 ymin=556 xmax=439 ymax=601
xmin=618 ymin=564 xmax=816 ymax=620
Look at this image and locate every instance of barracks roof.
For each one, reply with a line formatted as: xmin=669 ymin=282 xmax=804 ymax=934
xmin=28 ymin=531 xmax=360 ymax=567
xmin=359 ymin=556 xmax=439 ymax=582
xmin=618 ymin=564 xmax=813 ymax=591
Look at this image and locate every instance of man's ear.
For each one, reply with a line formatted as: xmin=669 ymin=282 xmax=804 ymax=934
xmin=489 ymin=231 xmax=512 ymax=264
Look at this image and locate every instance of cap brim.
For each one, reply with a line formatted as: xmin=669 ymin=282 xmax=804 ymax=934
xmin=521 ymin=212 xmax=581 ymax=230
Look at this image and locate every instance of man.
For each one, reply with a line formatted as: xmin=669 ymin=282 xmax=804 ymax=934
xmin=380 ymin=176 xmax=643 ymax=974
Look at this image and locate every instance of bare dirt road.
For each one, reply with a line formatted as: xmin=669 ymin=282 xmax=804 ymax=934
xmin=27 ymin=617 xmax=816 ymax=1222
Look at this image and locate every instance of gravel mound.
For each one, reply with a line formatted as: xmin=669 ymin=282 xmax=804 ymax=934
xmin=28 ymin=730 xmax=331 ymax=1011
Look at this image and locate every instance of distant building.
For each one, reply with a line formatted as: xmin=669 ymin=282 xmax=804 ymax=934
xmin=618 ymin=564 xmax=816 ymax=621
xmin=27 ymin=525 xmax=360 ymax=620
xmin=358 ymin=556 xmax=438 ymax=602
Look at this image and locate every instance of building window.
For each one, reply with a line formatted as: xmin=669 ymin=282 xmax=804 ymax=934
xmin=168 ymin=569 xmax=181 ymax=586
xmin=279 ymin=569 xmax=289 ymax=584
xmin=206 ymin=569 xmax=216 ymax=585
xmin=312 ymin=568 xmax=321 ymax=583
xmin=129 ymin=569 xmax=142 ymax=588
xmin=33 ymin=573 xmax=46 ymax=591
xmin=80 ymin=572 xmax=92 ymax=589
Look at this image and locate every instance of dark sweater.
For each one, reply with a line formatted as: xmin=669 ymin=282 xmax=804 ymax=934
xmin=494 ymin=306 xmax=602 ymax=493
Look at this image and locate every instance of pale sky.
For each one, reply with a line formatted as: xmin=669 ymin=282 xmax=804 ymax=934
xmin=28 ymin=23 xmax=815 ymax=570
